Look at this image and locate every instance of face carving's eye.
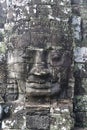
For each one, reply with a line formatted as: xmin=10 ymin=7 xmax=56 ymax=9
xmin=23 ymin=49 xmax=36 ymax=74
xmin=28 ymin=50 xmax=36 ymax=58
xmin=50 ymin=50 xmax=62 ymax=61
xmin=25 ymin=50 xmax=36 ymax=63
xmin=52 ymin=55 xmax=61 ymax=61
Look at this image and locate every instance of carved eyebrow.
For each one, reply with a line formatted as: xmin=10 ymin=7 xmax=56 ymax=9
xmin=27 ymin=46 xmax=63 ymax=52
xmin=46 ymin=46 xmax=63 ymax=50
xmin=27 ymin=46 xmax=43 ymax=51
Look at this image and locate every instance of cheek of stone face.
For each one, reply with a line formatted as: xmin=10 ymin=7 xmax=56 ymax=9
xmin=48 ymin=50 xmax=63 ymax=79
xmin=25 ymin=49 xmax=36 ymax=72
xmin=52 ymin=67 xmax=61 ymax=80
xmin=48 ymin=50 xmax=71 ymax=83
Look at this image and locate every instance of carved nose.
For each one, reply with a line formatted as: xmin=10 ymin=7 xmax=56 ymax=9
xmin=30 ymin=50 xmax=50 ymax=76
xmin=30 ymin=64 xmax=50 ymax=76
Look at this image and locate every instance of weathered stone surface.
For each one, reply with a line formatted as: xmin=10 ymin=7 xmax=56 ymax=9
xmin=26 ymin=107 xmax=50 ymax=130
xmin=75 ymin=111 xmax=87 ymax=127
xmin=74 ymin=47 xmax=87 ymax=63
xmin=74 ymin=128 xmax=87 ymax=130
xmin=1 ymin=0 xmax=87 ymax=130
xmin=0 ymin=0 xmax=74 ymax=129
xmin=71 ymin=0 xmax=82 ymax=4
xmin=74 ymin=95 xmax=87 ymax=112
xmin=72 ymin=0 xmax=87 ymax=128
xmin=50 ymin=101 xmax=74 ymax=130
xmin=2 ymin=102 xmax=26 ymax=129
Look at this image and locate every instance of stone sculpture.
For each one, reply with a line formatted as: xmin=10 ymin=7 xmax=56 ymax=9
xmin=1 ymin=0 xmax=75 ymax=130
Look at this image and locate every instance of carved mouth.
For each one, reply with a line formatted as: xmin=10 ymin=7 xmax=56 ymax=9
xmin=26 ymin=75 xmax=59 ymax=90
xmin=27 ymin=75 xmax=58 ymax=84
xmin=27 ymin=82 xmax=52 ymax=89
xmin=26 ymin=80 xmax=58 ymax=89
xmin=27 ymin=79 xmax=57 ymax=84
xmin=26 ymin=82 xmax=60 ymax=95
xmin=27 ymin=80 xmax=46 ymax=84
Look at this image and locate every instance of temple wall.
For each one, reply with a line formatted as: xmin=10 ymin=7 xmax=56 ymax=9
xmin=0 ymin=0 xmax=87 ymax=130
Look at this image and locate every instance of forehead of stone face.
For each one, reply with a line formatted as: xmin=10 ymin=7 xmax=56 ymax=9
xmin=10 ymin=32 xmax=31 ymax=49
xmin=29 ymin=32 xmax=64 ymax=49
xmin=27 ymin=45 xmax=63 ymax=53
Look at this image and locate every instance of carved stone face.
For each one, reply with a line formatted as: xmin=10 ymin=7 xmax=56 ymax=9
xmin=26 ymin=45 xmax=71 ymax=96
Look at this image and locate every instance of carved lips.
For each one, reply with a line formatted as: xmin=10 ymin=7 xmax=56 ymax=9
xmin=26 ymin=75 xmax=60 ymax=95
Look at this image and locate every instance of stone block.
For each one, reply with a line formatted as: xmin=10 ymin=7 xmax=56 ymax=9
xmin=0 ymin=0 xmax=80 ymax=130
xmin=75 ymin=111 xmax=87 ymax=127
xmin=71 ymin=0 xmax=82 ymax=4
xmin=81 ymin=79 xmax=87 ymax=94
xmin=26 ymin=107 xmax=50 ymax=130
xmin=74 ymin=95 xmax=87 ymax=112
xmin=50 ymin=102 xmax=74 ymax=130
xmin=2 ymin=103 xmax=26 ymax=129
xmin=74 ymin=78 xmax=87 ymax=95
